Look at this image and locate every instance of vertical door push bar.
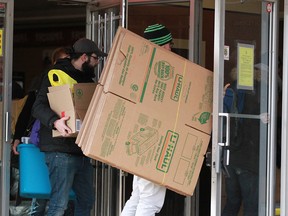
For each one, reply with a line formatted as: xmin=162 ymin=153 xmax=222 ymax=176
xmin=217 ymin=113 xmax=230 ymax=177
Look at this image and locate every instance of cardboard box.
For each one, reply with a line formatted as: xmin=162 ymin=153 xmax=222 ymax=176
xmin=47 ymin=83 xmax=96 ymax=137
xmin=76 ymin=27 xmax=213 ymax=196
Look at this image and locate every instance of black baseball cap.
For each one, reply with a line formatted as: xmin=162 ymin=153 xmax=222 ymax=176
xmin=73 ymin=38 xmax=107 ymax=57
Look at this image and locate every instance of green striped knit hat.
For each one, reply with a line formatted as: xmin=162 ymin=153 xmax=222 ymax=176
xmin=144 ymin=24 xmax=172 ymax=46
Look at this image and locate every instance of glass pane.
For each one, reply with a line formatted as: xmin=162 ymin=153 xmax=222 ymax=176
xmin=128 ymin=3 xmax=190 ymax=59
xmin=222 ymin=2 xmax=270 ymax=215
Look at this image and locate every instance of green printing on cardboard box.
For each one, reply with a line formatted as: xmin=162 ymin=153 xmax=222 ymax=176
xmin=157 ymin=130 xmax=179 ymax=173
xmin=130 ymin=84 xmax=139 ymax=92
xmin=192 ymin=111 xmax=211 ymax=125
xmin=151 ymin=80 xmax=166 ymax=102
xmin=100 ymin=99 xmax=126 ymax=157
xmin=140 ymin=48 xmax=156 ymax=103
xmin=125 ymin=126 xmax=159 ymax=156
xmin=171 ymin=74 xmax=183 ymax=102
xmin=198 ymin=112 xmax=210 ymax=124
xmin=75 ymin=88 xmax=83 ymax=98
xmin=154 ymin=60 xmax=174 ymax=81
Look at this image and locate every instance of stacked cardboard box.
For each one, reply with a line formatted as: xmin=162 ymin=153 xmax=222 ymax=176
xmin=47 ymin=83 xmax=96 ymax=137
xmin=76 ymin=27 xmax=213 ymax=196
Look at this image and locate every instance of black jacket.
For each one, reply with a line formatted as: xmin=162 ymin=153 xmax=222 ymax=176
xmin=224 ymin=81 xmax=265 ymax=174
xmin=32 ymin=58 xmax=94 ymax=154
xmin=13 ymin=91 xmax=37 ymax=141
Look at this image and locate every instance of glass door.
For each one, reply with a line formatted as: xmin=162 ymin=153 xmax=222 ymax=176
xmin=211 ymin=1 xmax=278 ymax=216
xmin=0 ymin=0 xmax=14 ymax=215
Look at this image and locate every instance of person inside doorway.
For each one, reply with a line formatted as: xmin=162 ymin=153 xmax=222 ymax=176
xmin=121 ymin=23 xmax=174 ymax=216
xmin=222 ymin=64 xmax=269 ymax=216
xmin=32 ymin=38 xmax=107 ymax=216
xmin=11 ymin=47 xmax=73 ymax=216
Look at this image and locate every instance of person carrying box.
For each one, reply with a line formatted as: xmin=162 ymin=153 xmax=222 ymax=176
xmin=32 ymin=38 xmax=107 ymax=216
xmin=121 ymin=23 xmax=174 ymax=216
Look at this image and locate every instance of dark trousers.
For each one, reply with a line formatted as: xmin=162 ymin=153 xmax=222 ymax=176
xmin=222 ymin=165 xmax=258 ymax=216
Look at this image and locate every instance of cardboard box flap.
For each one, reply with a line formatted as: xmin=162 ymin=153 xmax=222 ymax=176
xmin=47 ymin=85 xmax=77 ymax=137
xmin=48 ymin=84 xmax=70 ymax=93
xmin=47 ymin=88 xmax=74 ymax=117
xmin=74 ymin=83 xmax=97 ymax=121
xmin=76 ymin=84 xmax=103 ymax=146
xmin=81 ymin=87 xmax=110 ymax=153
xmin=99 ymin=29 xmax=127 ymax=86
xmin=101 ymin=28 xmax=153 ymax=103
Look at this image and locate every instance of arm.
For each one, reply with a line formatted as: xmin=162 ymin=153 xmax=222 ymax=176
xmin=32 ymin=72 xmax=73 ymax=136
xmin=32 ymin=73 xmax=59 ymax=130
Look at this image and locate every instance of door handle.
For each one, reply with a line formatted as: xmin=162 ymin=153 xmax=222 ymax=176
xmin=215 ymin=113 xmax=231 ymax=175
xmin=218 ymin=113 xmax=230 ymax=148
xmin=5 ymin=112 xmax=9 ymax=142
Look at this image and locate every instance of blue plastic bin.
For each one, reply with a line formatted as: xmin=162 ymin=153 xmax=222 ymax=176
xmin=18 ymin=144 xmax=75 ymax=199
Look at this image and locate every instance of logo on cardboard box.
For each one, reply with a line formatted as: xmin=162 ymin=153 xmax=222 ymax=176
xmin=192 ymin=112 xmax=211 ymax=124
xmin=154 ymin=61 xmax=174 ymax=80
xmin=75 ymin=88 xmax=83 ymax=98
xmin=171 ymin=74 xmax=183 ymax=102
xmin=157 ymin=130 xmax=179 ymax=173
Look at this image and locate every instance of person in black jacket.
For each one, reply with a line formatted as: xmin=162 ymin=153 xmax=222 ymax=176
xmin=32 ymin=38 xmax=107 ymax=216
xmin=11 ymin=47 xmax=73 ymax=216
xmin=12 ymin=47 xmax=71 ymax=155
xmin=12 ymin=76 xmax=41 ymax=155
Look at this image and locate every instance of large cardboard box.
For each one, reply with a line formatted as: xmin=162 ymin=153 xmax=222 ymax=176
xmin=47 ymin=83 xmax=96 ymax=137
xmin=77 ymin=27 xmax=213 ymax=196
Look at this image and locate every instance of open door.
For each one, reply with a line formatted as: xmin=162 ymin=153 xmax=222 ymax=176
xmin=211 ymin=1 xmax=279 ymax=216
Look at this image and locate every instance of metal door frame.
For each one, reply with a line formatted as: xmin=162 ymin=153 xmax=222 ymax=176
xmin=0 ymin=1 xmax=14 ymax=215
xmin=211 ymin=1 xmax=279 ymax=216
xmin=281 ymin=0 xmax=288 ymax=215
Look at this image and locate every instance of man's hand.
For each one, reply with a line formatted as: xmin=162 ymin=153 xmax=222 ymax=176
xmin=12 ymin=139 xmax=20 ymax=155
xmin=223 ymin=83 xmax=231 ymax=97
xmin=54 ymin=116 xmax=72 ymax=136
xmin=260 ymin=113 xmax=270 ymax=124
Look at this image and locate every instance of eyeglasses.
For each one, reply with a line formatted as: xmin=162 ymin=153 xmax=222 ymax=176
xmin=169 ymin=41 xmax=174 ymax=48
xmin=89 ymin=55 xmax=103 ymax=61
